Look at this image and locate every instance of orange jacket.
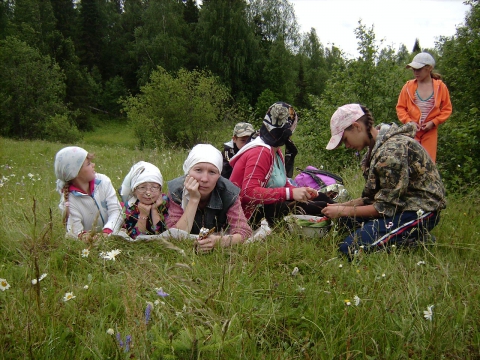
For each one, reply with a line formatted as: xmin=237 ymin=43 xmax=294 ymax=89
xmin=396 ymin=78 xmax=452 ymax=127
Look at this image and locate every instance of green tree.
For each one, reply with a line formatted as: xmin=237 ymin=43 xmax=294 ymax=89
xmin=0 ymin=37 xmax=79 ymax=142
xmin=436 ymin=0 xmax=480 ymax=189
xmin=133 ymin=0 xmax=189 ymax=86
xmin=123 ymin=67 xmax=231 ymax=148
xmin=197 ymin=0 xmax=259 ymax=102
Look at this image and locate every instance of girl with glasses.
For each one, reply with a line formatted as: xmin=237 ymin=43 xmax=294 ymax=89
xmin=119 ymin=161 xmax=168 ymax=239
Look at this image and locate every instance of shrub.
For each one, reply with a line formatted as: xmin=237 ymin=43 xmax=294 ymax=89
xmin=122 ymin=67 xmax=232 ymax=148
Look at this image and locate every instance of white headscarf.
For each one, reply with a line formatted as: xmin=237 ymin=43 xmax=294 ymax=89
xmin=119 ymin=161 xmax=163 ymax=205
xmin=54 ymin=146 xmax=88 ymax=193
xmin=181 ymin=144 xmax=223 ymax=209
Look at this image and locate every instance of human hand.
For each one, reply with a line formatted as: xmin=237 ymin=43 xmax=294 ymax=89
xmin=412 ymin=122 xmax=421 ymax=131
xmin=421 ymin=121 xmax=435 ymax=131
xmin=321 ymin=203 xmax=347 ymax=219
xmin=292 ymin=187 xmax=314 ymax=202
xmin=154 ymin=196 xmax=164 ymax=208
xmin=184 ymin=175 xmax=201 ymax=201
xmin=195 ymin=234 xmax=221 ymax=253
xmin=137 ymin=202 xmax=152 ymax=219
xmin=306 ymin=187 xmax=319 ymax=199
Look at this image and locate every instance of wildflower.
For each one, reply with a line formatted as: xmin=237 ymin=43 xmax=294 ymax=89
xmin=154 ymin=300 xmax=160 ymax=306
xmin=145 ymin=302 xmax=153 ymax=324
xmin=423 ymin=305 xmax=434 ymax=321
xmin=382 ymin=273 xmax=386 ymax=278
xmin=354 ymin=295 xmax=361 ymax=306
xmin=291 ymin=267 xmax=299 ymax=276
xmin=63 ymin=292 xmax=76 ymax=302
xmin=417 ymin=261 xmax=426 ymax=266
xmin=326 ymin=280 xmax=330 ymax=284
xmin=156 ymin=287 xmax=169 ymax=297
xmin=99 ymin=252 xmax=105 ymax=258
xmin=106 ymin=328 xmax=114 ymax=335
xmin=125 ymin=335 xmax=132 ymax=352
xmin=81 ymin=249 xmax=90 ymax=258
xmin=32 ymin=272 xmax=47 ymax=284
xmin=103 ymin=249 xmax=121 ymax=261
xmin=416 ymin=209 xmax=425 ymax=217
xmin=344 ymin=300 xmax=351 ymax=306
xmin=0 ymin=278 xmax=10 ymax=291
xmin=116 ymin=333 xmax=124 ymax=347
xmin=339 ymin=264 xmax=343 ymax=268
xmin=297 ymin=286 xmax=305 ymax=292
xmin=28 ymin=173 xmax=34 ymax=178
xmin=391 ymin=244 xmax=396 ymax=248
xmin=84 ymin=285 xmax=89 ymax=290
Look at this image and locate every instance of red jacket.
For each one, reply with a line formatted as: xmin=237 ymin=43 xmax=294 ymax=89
xmin=396 ymin=78 xmax=452 ymax=127
xmin=230 ymin=144 xmax=295 ymax=219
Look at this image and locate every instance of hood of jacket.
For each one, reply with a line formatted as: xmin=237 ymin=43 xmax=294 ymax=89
xmin=370 ymin=122 xmax=417 ymax=158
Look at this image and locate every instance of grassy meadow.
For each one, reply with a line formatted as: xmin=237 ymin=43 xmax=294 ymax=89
xmin=0 ymin=131 xmax=479 ymax=359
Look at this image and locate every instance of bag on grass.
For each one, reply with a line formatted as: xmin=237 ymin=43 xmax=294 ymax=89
xmin=294 ymin=166 xmax=349 ymax=202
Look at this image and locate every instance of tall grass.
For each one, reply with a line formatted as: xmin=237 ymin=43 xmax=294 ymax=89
xmin=0 ymin=136 xmax=479 ymax=359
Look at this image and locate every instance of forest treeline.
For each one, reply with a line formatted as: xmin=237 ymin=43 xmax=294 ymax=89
xmin=0 ymin=0 xmax=479 ymax=189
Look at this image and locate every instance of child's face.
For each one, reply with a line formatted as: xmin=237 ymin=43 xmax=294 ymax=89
xmin=75 ymin=158 xmax=96 ymax=183
xmin=233 ymin=135 xmax=250 ymax=149
xmin=134 ymin=182 xmax=162 ymax=205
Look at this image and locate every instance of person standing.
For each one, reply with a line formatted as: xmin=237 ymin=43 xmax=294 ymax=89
xmin=396 ymin=52 xmax=452 ymax=162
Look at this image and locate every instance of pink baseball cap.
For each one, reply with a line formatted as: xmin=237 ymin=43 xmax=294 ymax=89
xmin=326 ymin=104 xmax=365 ymax=150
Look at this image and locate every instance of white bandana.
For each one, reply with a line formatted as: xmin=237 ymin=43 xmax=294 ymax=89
xmin=54 ymin=146 xmax=88 ymax=193
xmin=120 ymin=161 xmax=163 ymax=205
xmin=181 ymin=144 xmax=223 ymax=209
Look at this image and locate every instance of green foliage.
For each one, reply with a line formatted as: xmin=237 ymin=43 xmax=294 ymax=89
xmin=0 ymin=137 xmax=480 ymax=359
xmin=123 ymin=67 xmax=232 ymax=148
xmin=435 ymin=1 xmax=480 ymax=190
xmin=0 ymin=36 xmax=78 ymax=142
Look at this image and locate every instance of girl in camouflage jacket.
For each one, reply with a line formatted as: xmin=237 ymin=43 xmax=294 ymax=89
xmin=322 ymin=104 xmax=446 ymax=259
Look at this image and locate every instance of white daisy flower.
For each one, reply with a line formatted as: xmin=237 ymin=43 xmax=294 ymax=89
xmin=106 ymin=328 xmax=114 ymax=335
xmin=423 ymin=305 xmax=434 ymax=321
xmin=0 ymin=278 xmax=10 ymax=291
xmin=81 ymin=249 xmax=90 ymax=258
xmin=63 ymin=292 xmax=76 ymax=302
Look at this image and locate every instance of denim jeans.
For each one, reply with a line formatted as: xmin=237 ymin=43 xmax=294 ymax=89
xmin=338 ymin=211 xmax=440 ymax=258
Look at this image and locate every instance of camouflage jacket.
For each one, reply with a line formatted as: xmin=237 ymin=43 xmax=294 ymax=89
xmin=361 ymin=122 xmax=446 ymax=217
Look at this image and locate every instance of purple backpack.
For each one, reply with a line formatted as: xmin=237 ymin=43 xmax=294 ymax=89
xmin=294 ymin=166 xmax=343 ymax=190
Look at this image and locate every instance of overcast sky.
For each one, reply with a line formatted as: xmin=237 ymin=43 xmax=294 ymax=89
xmin=290 ymin=0 xmax=470 ymax=58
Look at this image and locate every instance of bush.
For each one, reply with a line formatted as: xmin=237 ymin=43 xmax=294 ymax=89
xmin=0 ymin=36 xmax=71 ymax=140
xmin=122 ymin=67 xmax=232 ymax=148
xmin=43 ymin=114 xmax=82 ymax=143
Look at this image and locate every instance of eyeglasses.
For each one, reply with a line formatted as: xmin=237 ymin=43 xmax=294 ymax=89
xmin=135 ymin=185 xmax=161 ymax=194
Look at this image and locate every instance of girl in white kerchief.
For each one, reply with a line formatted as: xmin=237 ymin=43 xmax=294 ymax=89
xmin=54 ymin=146 xmax=122 ymax=241
xmin=119 ymin=161 xmax=168 ymax=239
xmin=166 ymin=144 xmax=252 ymax=253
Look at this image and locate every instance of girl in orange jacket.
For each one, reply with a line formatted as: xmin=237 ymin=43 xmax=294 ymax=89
xmin=396 ymin=52 xmax=452 ymax=162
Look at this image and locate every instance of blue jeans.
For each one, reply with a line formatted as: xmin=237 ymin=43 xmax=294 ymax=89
xmin=338 ymin=211 xmax=440 ymax=258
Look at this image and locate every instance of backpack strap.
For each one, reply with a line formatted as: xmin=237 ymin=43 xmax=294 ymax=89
xmin=301 ymin=170 xmax=327 ymax=189
xmin=301 ymin=169 xmax=343 ymax=184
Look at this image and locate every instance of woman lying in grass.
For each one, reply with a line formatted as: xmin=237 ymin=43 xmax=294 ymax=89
xmin=322 ymin=104 xmax=446 ymax=259
xmin=166 ymin=144 xmax=252 ymax=253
